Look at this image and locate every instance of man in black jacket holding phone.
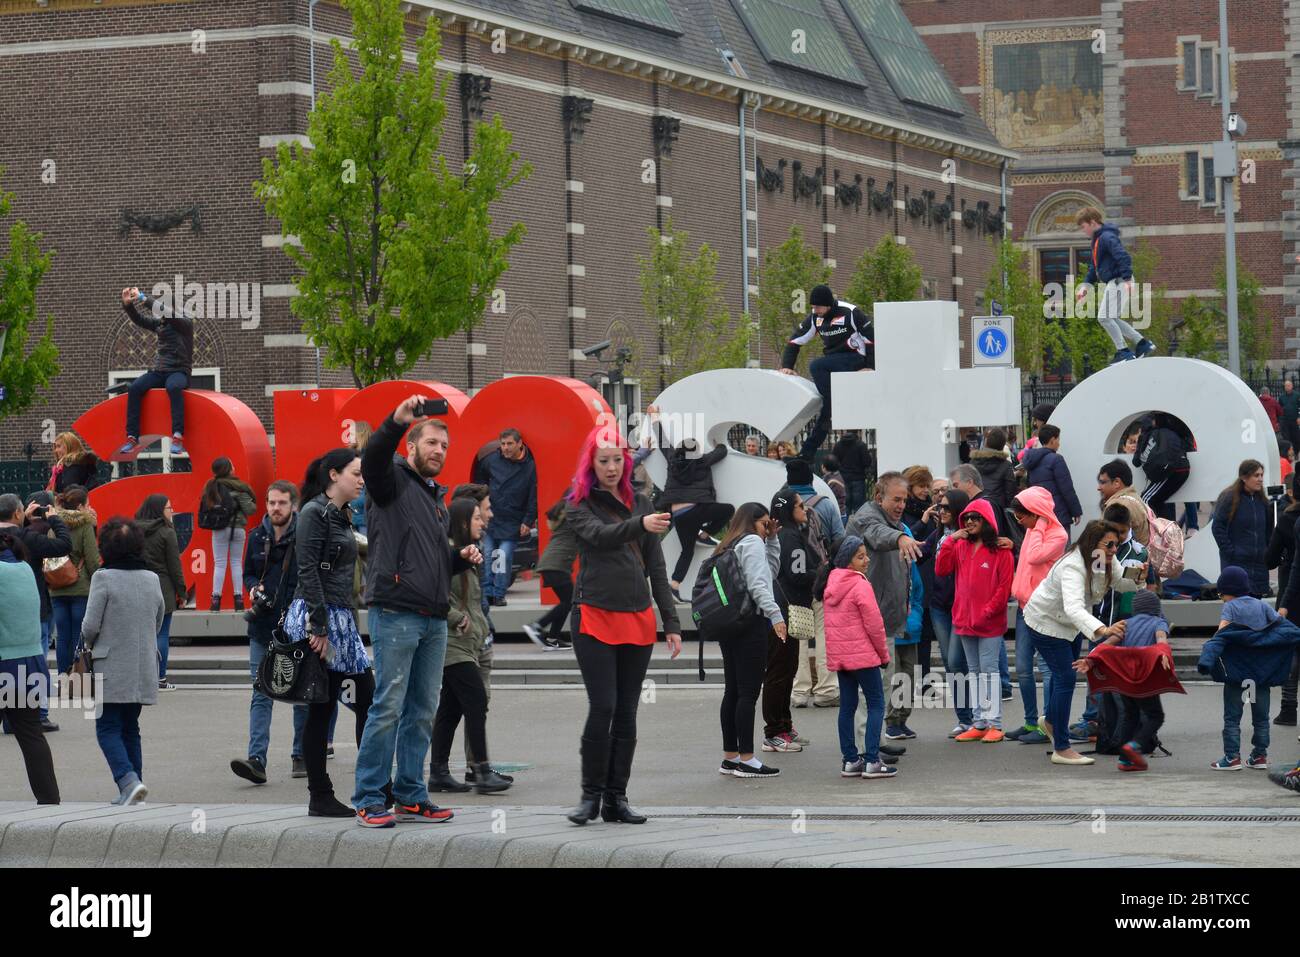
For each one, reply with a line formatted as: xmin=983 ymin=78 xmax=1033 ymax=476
xmin=350 ymin=395 xmax=482 ymax=827
xmin=118 ymin=286 xmax=195 ymax=457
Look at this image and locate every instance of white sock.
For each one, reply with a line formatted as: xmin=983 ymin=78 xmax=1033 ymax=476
xmin=742 ymin=757 xmax=763 ymax=768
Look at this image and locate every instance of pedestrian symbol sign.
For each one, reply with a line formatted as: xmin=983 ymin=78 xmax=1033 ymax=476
xmin=970 ymin=315 xmax=1014 ymax=367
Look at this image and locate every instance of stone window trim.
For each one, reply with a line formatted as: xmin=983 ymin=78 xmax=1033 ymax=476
xmin=1176 ymin=35 xmax=1235 ymax=103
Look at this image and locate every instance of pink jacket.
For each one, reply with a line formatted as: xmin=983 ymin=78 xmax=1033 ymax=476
xmin=1010 ymin=486 xmax=1068 ymax=607
xmin=822 ymin=568 xmax=890 ymax=671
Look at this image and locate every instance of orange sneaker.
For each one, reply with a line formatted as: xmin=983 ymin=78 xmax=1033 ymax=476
xmin=955 ymin=726 xmax=987 ymax=742
xmin=981 ymin=728 xmax=1005 ymax=743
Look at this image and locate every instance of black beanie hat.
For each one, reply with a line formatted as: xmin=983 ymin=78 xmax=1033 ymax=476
xmin=785 ymin=457 xmax=814 ymax=486
xmin=810 ymin=284 xmax=835 ymax=308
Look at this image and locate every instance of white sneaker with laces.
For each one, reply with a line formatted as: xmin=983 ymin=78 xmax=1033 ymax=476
xmin=947 ymin=723 xmax=970 ymax=738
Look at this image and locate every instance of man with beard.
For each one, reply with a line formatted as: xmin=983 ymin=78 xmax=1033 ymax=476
xmin=231 ymin=480 xmax=305 ymax=784
xmin=351 ymin=396 xmax=483 ymax=827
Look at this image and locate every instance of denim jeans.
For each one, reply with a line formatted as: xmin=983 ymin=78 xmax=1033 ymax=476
xmin=36 ymin=618 xmax=52 ymax=720
xmin=1029 ymin=627 xmax=1082 ymax=751
xmin=156 ymin=612 xmax=173 ymax=680
xmin=959 ymin=635 xmax=1002 ymax=729
xmin=998 ymin=637 xmax=1012 ymax=698
xmin=800 ymin=351 xmax=867 ymax=459
xmin=479 ymin=532 xmax=516 ymax=601
xmin=837 ymin=667 xmax=883 ymax=764
xmin=351 ymin=608 xmax=447 ymax=809
xmin=1222 ymin=681 xmax=1271 ymax=759
xmin=247 ymin=636 xmax=307 ymax=764
xmin=96 ymin=702 xmax=143 ymax=785
xmin=845 ymin=479 xmax=868 ymax=517
xmin=1014 ymin=608 xmax=1053 ymax=726
xmin=51 ymin=596 xmax=88 ymax=676
xmin=934 ymin=608 xmax=972 ymax=725
xmin=125 ymin=369 xmax=189 ymax=439
xmin=1077 ymin=637 xmax=1101 ymax=725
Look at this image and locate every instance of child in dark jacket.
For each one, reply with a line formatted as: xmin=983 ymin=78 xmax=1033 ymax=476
xmin=1076 ymin=206 xmax=1154 ymax=363
xmin=935 ymin=498 xmax=1014 ymax=742
xmin=1021 ymin=426 xmax=1083 ymax=530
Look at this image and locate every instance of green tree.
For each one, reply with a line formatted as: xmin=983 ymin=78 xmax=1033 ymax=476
xmin=1177 ymin=294 xmax=1222 ymax=362
xmin=637 ymin=220 xmax=750 ymax=385
xmin=0 ymin=171 xmax=60 ymax=420
xmin=843 ymin=235 xmax=922 ymax=312
xmin=254 ymin=0 xmax=530 ymax=387
xmin=982 ymin=239 xmax=1045 ymax=376
xmin=1214 ymin=257 xmax=1269 ymax=367
xmin=1129 ymin=238 xmax=1172 ymax=354
xmin=752 ymin=225 xmax=830 ymax=375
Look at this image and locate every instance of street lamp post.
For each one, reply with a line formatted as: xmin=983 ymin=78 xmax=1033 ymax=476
xmin=1217 ymin=0 xmax=1241 ymax=375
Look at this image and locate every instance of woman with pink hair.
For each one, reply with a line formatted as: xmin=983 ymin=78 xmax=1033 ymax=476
xmin=563 ymin=425 xmax=682 ymax=826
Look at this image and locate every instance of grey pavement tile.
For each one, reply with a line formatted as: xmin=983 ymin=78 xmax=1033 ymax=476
xmin=901 ymin=848 xmax=1130 ymax=868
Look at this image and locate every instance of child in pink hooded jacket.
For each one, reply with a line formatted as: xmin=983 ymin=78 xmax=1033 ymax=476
xmin=1007 ymin=486 xmax=1068 ymax=744
xmin=817 ymin=535 xmax=897 ymax=779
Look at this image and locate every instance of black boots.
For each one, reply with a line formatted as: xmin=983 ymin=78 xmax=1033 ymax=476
xmin=567 ymin=735 xmax=609 ymax=825
xmin=428 ymin=762 xmax=471 ymax=793
xmin=469 ymin=761 xmax=512 ymax=794
xmin=600 ymin=737 xmax=646 ymax=824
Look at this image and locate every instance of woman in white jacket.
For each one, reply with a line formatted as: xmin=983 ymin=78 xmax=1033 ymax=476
xmin=1022 ymin=520 xmax=1143 ymax=765
xmin=708 ymin=503 xmax=787 ymax=779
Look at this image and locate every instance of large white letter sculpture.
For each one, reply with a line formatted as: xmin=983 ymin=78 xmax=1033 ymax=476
xmin=1049 ymin=356 xmax=1277 ymax=580
xmin=832 ymin=300 xmax=1021 ymax=474
xmin=644 ymin=369 xmax=837 ymax=591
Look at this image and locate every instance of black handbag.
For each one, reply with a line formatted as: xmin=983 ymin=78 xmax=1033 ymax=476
xmin=254 ymin=624 xmax=330 ymax=704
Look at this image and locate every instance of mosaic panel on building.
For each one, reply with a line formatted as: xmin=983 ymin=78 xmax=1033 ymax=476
xmin=982 ymin=28 xmax=1102 ymax=152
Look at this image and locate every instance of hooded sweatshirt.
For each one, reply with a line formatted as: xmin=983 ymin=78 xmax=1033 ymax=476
xmin=822 ymin=567 xmax=890 ymax=671
xmin=1010 ymin=487 xmax=1067 ymax=607
xmin=934 ymin=498 xmax=1014 ymax=638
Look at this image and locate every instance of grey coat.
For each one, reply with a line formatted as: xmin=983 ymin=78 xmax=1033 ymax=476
xmin=81 ymin=567 xmax=165 ymax=704
xmin=845 ymin=502 xmax=913 ymax=637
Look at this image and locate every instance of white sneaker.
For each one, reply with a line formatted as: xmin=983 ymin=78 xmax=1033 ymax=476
xmin=948 ymin=723 xmax=971 ymax=739
xmin=521 ymin=623 xmax=545 ymax=648
xmin=761 ymin=734 xmax=803 ymax=752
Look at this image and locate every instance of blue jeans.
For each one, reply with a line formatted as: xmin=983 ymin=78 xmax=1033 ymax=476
xmin=1079 ymin=638 xmax=1101 ymax=725
xmin=935 ymin=608 xmax=972 ymax=725
xmin=998 ymin=638 xmax=1012 ymax=698
xmin=837 ymin=667 xmax=884 ymax=764
xmin=1014 ymin=609 xmax=1053 ymax=726
xmin=800 ymin=351 xmax=867 ymax=459
xmin=36 ymin=619 xmax=52 ymax=720
xmin=157 ymin=612 xmax=173 ymax=680
xmin=247 ymin=636 xmax=307 ymax=764
xmin=1222 ymin=682 xmax=1271 ymax=759
xmin=959 ymin=635 xmax=1003 ymax=729
xmin=125 ymin=369 xmax=189 ymax=438
xmin=52 ymin=596 xmax=88 ymax=676
xmin=480 ymin=532 xmax=516 ymax=601
xmin=352 ymin=608 xmax=448 ymax=809
xmin=96 ymin=702 xmax=143 ymax=785
xmin=1029 ymin=627 xmax=1082 ymax=751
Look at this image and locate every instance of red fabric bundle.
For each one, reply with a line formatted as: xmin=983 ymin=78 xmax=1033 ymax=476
xmin=1085 ymin=644 xmax=1186 ymax=698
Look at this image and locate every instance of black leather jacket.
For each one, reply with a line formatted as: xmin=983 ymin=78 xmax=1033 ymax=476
xmin=124 ymin=300 xmax=194 ymax=376
xmin=293 ymin=495 xmax=357 ymax=633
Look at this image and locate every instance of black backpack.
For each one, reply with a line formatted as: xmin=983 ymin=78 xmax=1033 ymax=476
xmin=197 ymin=482 xmax=237 ymax=531
xmin=691 ymin=543 xmax=757 ymax=681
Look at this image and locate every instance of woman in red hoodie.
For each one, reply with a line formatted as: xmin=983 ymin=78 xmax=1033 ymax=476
xmin=936 ymin=499 xmax=1014 ymax=742
xmin=1007 ymin=487 xmax=1069 ymax=745
xmin=818 ymin=535 xmax=897 ymax=780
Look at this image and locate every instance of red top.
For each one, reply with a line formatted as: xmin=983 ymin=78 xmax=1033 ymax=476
xmin=934 ymin=499 xmax=1015 ymax=638
xmin=1085 ymin=644 xmax=1186 ymax=699
xmin=578 ymin=604 xmax=657 ymax=646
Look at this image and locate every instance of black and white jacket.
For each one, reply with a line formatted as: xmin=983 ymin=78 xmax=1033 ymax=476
xmin=780 ymin=299 xmax=874 ymax=369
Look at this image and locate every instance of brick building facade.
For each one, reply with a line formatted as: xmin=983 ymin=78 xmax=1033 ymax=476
xmin=903 ymin=0 xmax=1299 ymax=366
xmin=0 ymin=0 xmax=1013 ymax=459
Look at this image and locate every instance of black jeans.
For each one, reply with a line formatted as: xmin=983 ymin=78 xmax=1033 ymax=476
xmin=431 ymin=661 xmax=489 ymax=767
xmin=1281 ymin=649 xmax=1299 ymax=714
xmin=572 ymin=631 xmax=654 ymax=743
xmin=0 ymin=691 xmax=59 ymax=804
xmin=670 ymin=502 xmax=735 ymax=584
xmin=762 ymin=627 xmax=800 ymax=738
xmin=303 ymin=669 xmax=374 ymax=798
xmin=537 ymin=571 xmax=574 ymax=642
xmin=1115 ymin=694 xmax=1165 ymax=753
xmin=125 ymin=369 xmax=190 ymax=438
xmin=845 ymin=479 xmax=867 ymax=517
xmin=720 ymin=615 xmax=770 ymax=754
xmin=800 ymin=352 xmax=867 ymax=459
xmin=1141 ymin=469 xmax=1189 ymax=521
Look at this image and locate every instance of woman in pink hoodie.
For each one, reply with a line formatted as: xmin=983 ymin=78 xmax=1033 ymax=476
xmin=936 ymin=498 xmax=1014 ymax=742
xmin=816 ymin=535 xmax=897 ymax=780
xmin=1006 ymin=487 xmax=1068 ymax=745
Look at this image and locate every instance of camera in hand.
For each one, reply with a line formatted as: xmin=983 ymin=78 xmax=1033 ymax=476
xmin=414 ymin=399 xmax=449 ymax=417
xmin=244 ymin=587 xmax=277 ymax=623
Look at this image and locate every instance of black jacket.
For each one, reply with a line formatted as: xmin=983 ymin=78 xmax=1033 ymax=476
xmin=52 ymin=453 xmax=102 ymax=494
xmin=3 ymin=516 xmax=72 ymax=621
xmin=566 ymin=489 xmax=680 ymax=632
xmin=293 ymin=496 xmax=357 ymax=633
xmin=1212 ymin=489 xmax=1273 ymax=597
xmin=477 ymin=446 xmax=538 ymax=539
xmin=1133 ymin=425 xmax=1189 ymax=480
xmin=970 ymin=450 xmax=1017 ymax=514
xmin=780 ymin=299 xmax=874 ymax=369
xmin=243 ymin=514 xmax=298 ymax=640
xmin=657 ymin=421 xmax=727 ymax=506
xmin=124 ymin=300 xmax=194 ymax=376
xmin=831 ymin=434 xmax=872 ymax=482
xmin=774 ymin=524 xmax=818 ymax=611
xmin=361 ymin=414 xmax=469 ymax=618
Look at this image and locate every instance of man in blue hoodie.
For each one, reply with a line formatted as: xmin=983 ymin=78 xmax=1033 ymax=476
xmin=1075 ymin=206 xmax=1154 ymax=364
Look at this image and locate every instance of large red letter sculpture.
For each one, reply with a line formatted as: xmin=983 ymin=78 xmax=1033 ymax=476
xmin=73 ymin=390 xmax=275 ymax=609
